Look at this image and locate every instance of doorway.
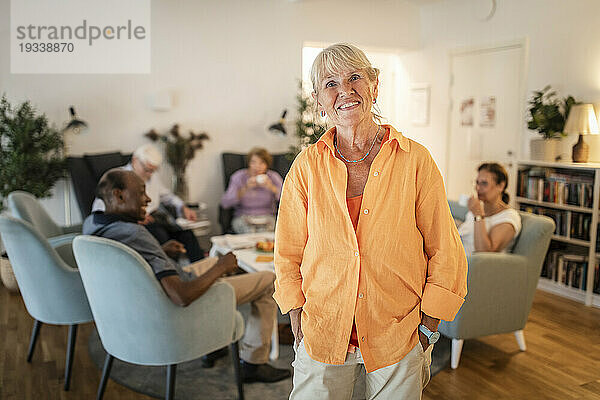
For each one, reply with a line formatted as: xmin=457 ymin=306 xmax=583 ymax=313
xmin=445 ymin=42 xmax=527 ymax=205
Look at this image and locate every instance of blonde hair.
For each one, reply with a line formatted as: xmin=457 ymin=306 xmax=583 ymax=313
xmin=310 ymin=43 xmax=382 ymax=122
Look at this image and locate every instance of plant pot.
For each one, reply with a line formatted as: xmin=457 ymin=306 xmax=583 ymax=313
xmin=555 ymin=134 xmax=579 ymax=163
xmin=0 ymin=255 xmax=19 ymax=293
xmin=530 ymin=138 xmax=561 ymax=162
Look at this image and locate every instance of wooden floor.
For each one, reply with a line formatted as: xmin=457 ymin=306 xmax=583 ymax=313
xmin=1 ymin=284 xmax=600 ymax=400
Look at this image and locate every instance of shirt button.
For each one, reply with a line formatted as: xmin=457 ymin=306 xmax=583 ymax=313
xmin=363 ymin=209 xmax=369 ymax=215
xmin=361 ymin=336 xmax=366 ymax=342
xmin=373 ymin=171 xmax=379 ymax=176
xmin=358 ymin=293 xmax=364 ymax=299
xmin=354 ymin=251 xmax=360 ymax=257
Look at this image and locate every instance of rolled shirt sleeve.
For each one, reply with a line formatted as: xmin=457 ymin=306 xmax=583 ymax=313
xmin=415 ymin=152 xmax=468 ymax=321
xmin=273 ymin=168 xmax=308 ymax=314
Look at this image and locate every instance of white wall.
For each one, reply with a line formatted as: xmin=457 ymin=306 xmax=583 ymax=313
xmin=0 ymin=0 xmax=420 ymax=229
xmin=395 ymin=0 xmax=600 ymax=183
xmin=4 ymin=0 xmax=599 ymax=225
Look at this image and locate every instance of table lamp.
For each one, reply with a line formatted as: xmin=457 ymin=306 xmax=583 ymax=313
xmin=564 ymin=103 xmax=599 ymax=163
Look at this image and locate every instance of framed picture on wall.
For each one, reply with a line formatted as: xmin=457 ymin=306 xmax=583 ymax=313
xmin=410 ymin=84 xmax=430 ymax=126
xmin=480 ymin=96 xmax=496 ymax=127
xmin=460 ymin=97 xmax=475 ymax=126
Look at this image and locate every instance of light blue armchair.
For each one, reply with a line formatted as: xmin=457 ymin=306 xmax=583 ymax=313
xmin=438 ymin=201 xmax=555 ymax=368
xmin=8 ymin=191 xmax=82 ymax=267
xmin=0 ymin=216 xmax=93 ymax=390
xmin=73 ymin=235 xmax=246 ymax=400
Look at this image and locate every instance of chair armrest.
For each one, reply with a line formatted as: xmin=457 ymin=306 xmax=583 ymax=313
xmin=165 ymin=281 xmax=244 ymax=363
xmin=48 ymin=234 xmax=79 ymax=269
xmin=62 ymin=224 xmax=83 ymax=234
xmin=48 ymin=233 xmax=78 ymax=247
xmin=438 ymin=252 xmax=529 ymax=339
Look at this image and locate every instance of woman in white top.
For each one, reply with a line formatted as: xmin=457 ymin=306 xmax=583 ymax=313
xmin=457 ymin=163 xmax=522 ymax=257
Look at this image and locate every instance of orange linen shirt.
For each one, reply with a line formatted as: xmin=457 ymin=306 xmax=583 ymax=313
xmin=273 ymin=125 xmax=468 ymax=373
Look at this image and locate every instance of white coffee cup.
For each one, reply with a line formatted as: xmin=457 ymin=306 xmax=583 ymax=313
xmin=256 ymin=174 xmax=268 ymax=184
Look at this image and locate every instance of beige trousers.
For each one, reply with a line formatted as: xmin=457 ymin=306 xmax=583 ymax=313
xmin=184 ymin=257 xmax=277 ymax=364
xmin=289 ymin=341 xmax=433 ymax=400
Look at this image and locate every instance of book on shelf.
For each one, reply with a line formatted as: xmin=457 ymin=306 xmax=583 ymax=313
xmin=542 ymin=251 xmax=588 ymax=291
xmin=520 ymin=205 xmax=567 ymax=236
xmin=517 ymin=168 xmax=593 ymax=208
xmin=570 ymin=212 xmax=592 ymax=241
xmin=519 ymin=206 xmax=592 ymax=241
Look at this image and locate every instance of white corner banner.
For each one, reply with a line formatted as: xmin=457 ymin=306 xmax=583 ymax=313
xmin=11 ymin=0 xmax=151 ymax=74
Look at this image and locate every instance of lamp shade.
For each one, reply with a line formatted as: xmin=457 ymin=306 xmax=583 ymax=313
xmin=564 ymin=103 xmax=599 ymax=135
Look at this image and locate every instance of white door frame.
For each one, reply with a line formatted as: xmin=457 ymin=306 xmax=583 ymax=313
xmin=445 ymin=39 xmax=530 ymax=205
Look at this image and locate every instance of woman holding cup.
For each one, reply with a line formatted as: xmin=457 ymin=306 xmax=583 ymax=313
xmin=456 ymin=162 xmax=521 ymax=256
xmin=221 ymin=147 xmax=283 ymax=233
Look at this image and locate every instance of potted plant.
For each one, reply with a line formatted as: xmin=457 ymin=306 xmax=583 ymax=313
xmin=288 ymin=81 xmax=327 ymax=159
xmin=144 ymin=124 xmax=209 ymax=200
xmin=0 ymin=95 xmax=66 ymax=292
xmin=527 ymin=85 xmax=576 ymax=162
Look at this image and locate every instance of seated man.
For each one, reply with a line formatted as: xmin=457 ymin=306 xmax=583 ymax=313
xmin=92 ymin=144 xmax=203 ymax=262
xmin=83 ymin=169 xmax=291 ymax=383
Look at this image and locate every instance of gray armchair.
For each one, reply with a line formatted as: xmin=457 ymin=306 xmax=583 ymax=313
xmin=0 ymin=216 xmax=93 ymax=391
xmin=439 ymin=201 xmax=555 ymax=368
xmin=8 ymin=191 xmax=81 ymax=267
xmin=8 ymin=191 xmax=82 ymax=237
xmin=73 ymin=235 xmax=246 ymax=400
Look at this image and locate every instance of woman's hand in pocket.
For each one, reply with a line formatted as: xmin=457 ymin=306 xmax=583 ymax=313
xmin=289 ymin=307 xmax=304 ymax=346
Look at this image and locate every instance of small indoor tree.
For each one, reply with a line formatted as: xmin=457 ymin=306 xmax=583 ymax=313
xmin=288 ymin=81 xmax=328 ymax=158
xmin=0 ymin=95 xmax=66 ymax=211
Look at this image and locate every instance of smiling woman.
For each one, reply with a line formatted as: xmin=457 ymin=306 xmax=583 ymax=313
xmin=274 ymin=43 xmax=468 ymax=400
xmin=301 ymin=44 xmax=402 ymax=128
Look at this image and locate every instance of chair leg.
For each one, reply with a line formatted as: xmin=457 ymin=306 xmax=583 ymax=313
xmin=27 ymin=320 xmax=42 ymax=363
xmin=514 ymin=330 xmax=527 ymax=351
xmin=451 ymin=339 xmax=464 ymax=369
xmin=63 ymin=324 xmax=78 ymax=391
xmin=97 ymin=354 xmax=113 ymax=400
xmin=230 ymin=341 xmax=244 ymax=400
xmin=166 ymin=364 xmax=177 ymax=400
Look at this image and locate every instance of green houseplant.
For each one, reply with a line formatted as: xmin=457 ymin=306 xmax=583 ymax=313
xmin=0 ymin=96 xmax=66 ymax=208
xmin=288 ymin=81 xmax=327 ymax=159
xmin=0 ymin=95 xmax=66 ymax=291
xmin=144 ymin=124 xmax=209 ymax=199
xmin=527 ymin=85 xmax=577 ymax=161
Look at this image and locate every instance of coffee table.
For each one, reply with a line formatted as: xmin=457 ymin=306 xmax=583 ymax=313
xmin=209 ymin=232 xmax=279 ymax=359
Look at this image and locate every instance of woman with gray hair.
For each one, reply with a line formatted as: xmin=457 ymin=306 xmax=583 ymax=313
xmin=274 ymin=43 xmax=468 ymax=399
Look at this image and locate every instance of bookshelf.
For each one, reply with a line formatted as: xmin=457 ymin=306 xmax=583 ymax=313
xmin=516 ymin=160 xmax=600 ymax=307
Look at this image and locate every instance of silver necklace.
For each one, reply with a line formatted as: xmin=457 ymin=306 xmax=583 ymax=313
xmin=334 ymin=125 xmax=381 ymax=164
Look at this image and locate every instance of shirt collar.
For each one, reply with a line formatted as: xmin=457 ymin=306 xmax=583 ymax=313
xmin=92 ymin=211 xmax=138 ymax=225
xmin=316 ymin=124 xmax=410 ymax=154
